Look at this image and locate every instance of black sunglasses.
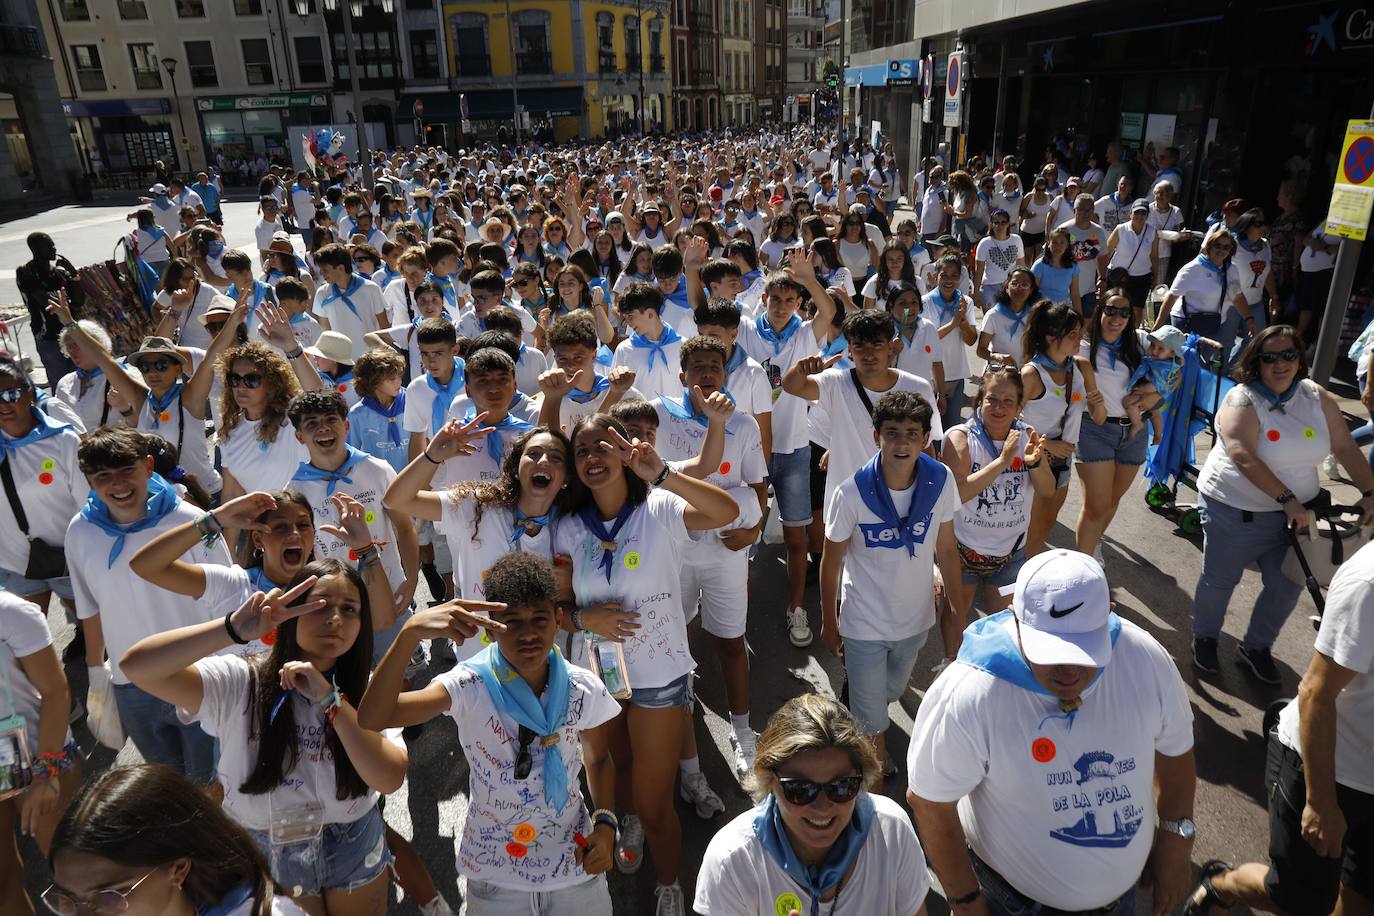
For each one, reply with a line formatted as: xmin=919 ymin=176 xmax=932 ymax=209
xmin=514 ymin=725 xmax=536 ymax=779
xmin=1099 ymin=305 xmax=1132 ymax=318
xmin=777 ymin=774 xmax=864 ymax=806
xmin=1259 ymin=349 xmax=1300 ymax=364
xmin=136 ymin=358 xmax=176 ymax=374
xmin=228 ymin=372 xmax=265 ymax=389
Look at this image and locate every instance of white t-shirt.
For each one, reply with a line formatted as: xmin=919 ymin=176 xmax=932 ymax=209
xmin=1019 ymin=195 xmax=1055 ymax=234
xmin=290 ymin=454 xmax=406 ymax=591
xmin=1168 ymin=258 xmax=1242 ymax=319
xmin=0 ymin=426 xmax=85 ymax=576
xmin=1236 ymin=240 xmax=1274 ymax=307
xmin=554 ymin=490 xmax=695 ymax=691
xmin=1058 ymin=219 xmax=1108 ymax=294
xmin=135 ymin=394 xmax=222 ymax=494
xmin=218 ymin=415 xmax=309 ymax=494
xmin=311 ymin=278 xmax=388 ymax=359
xmin=68 ymin=502 xmax=233 ymax=683
xmin=979 ymin=306 xmax=1030 ymax=367
xmin=438 ymin=496 xmax=556 ymax=605
xmin=1277 ymin=537 xmax=1374 ymax=794
xmin=156 ymin=284 xmax=231 ymax=351
xmin=1082 ymin=330 xmax=1150 ymax=418
xmin=908 ymin=616 xmax=1194 ymax=910
xmin=1300 ymin=228 xmax=1340 ymax=273
xmin=737 ymin=317 xmax=821 ymax=454
xmin=254 ymin=217 xmax=282 ymax=255
xmin=611 ymin=331 xmax=684 ymax=404
xmin=759 ymin=236 xmax=801 ymax=268
xmin=436 ymin=662 xmax=621 ymax=891
xmin=894 ymin=318 xmax=943 ymax=385
xmin=923 ymin=290 xmax=973 ymax=380
xmin=945 ymin=421 xmax=1031 ymax=556
xmin=974 ymin=235 xmax=1025 ymax=286
xmin=537 ymin=380 xmax=647 ymax=435
xmin=725 ymin=353 xmax=773 ymax=420
xmin=0 ymin=592 xmax=69 ymax=751
xmin=185 ymin=654 xmax=403 ymax=830
xmin=824 ymin=462 xmax=959 ymax=640
xmin=1020 ymin=362 xmax=1085 ymax=445
xmin=515 ymin=345 xmax=547 ymax=397
xmin=55 ymin=370 xmax=135 ymax=433
xmin=695 ymin=793 xmax=930 ymax=916
xmin=812 ymin=368 xmax=943 ymax=506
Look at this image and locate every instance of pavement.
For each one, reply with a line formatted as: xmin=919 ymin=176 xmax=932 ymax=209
xmin=8 ymin=197 xmax=1359 ymax=915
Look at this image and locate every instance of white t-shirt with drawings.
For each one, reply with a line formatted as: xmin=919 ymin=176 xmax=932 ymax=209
xmin=907 ymin=616 xmax=1194 ymax=910
xmin=436 ymin=662 xmax=621 ymax=891
xmin=554 ymin=489 xmax=695 ymax=691
xmin=184 ymin=654 xmax=404 ymax=831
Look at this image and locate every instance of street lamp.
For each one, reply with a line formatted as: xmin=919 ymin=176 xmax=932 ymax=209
xmin=160 ymin=56 xmax=192 ymax=170
xmin=310 ymin=0 xmax=395 ymax=190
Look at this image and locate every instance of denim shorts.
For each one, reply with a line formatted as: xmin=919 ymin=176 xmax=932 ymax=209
xmin=629 ymin=671 xmax=694 ymax=709
xmin=0 ymin=566 xmax=75 ymax=600
xmin=1077 ymin=418 xmax=1149 ymax=466
xmin=465 ymin=873 xmax=612 ymax=915
xmin=959 ymin=545 xmax=1027 ymax=588
xmin=249 ymin=804 xmax=392 ymax=897
xmin=843 ymin=629 xmax=929 ymax=734
xmin=768 ymin=445 xmax=812 ymax=526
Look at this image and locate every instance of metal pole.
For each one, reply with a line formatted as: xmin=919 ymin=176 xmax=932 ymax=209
xmin=637 ymin=0 xmax=645 ymax=135
xmin=1312 ymin=100 xmax=1374 ymax=388
xmin=340 ymin=4 xmax=373 ymax=190
xmin=505 ymin=0 xmax=521 ymax=147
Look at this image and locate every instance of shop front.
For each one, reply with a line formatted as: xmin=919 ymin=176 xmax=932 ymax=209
xmin=61 ymin=97 xmax=177 ymax=177
xmin=195 ymin=93 xmax=330 ymax=178
xmin=399 ymin=87 xmax=585 ymax=145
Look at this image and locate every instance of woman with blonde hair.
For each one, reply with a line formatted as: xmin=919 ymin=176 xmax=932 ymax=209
xmin=695 ymin=693 xmax=930 ymax=915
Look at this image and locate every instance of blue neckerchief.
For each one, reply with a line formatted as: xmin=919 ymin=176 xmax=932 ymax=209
xmin=595 ymin=343 xmax=614 ymax=368
xmin=147 ymin=382 xmax=184 ymax=430
xmin=924 ymin=288 xmax=959 ymax=323
xmin=661 ymin=387 xmax=736 ymax=433
xmin=327 ymin=203 xmax=345 ymax=226
xmin=578 ymin=501 xmax=636 ymax=582
xmin=464 ymin=406 xmax=534 ymax=463
xmin=1251 ymin=379 xmax=1299 ymax=411
xmin=1032 ymin=353 xmax=1072 ymax=373
xmin=821 ymin=333 xmax=852 ymax=370
xmin=319 ymin=367 xmax=353 ymax=390
xmin=629 ymin=324 xmax=683 ymax=371
xmin=517 ymin=249 xmax=541 ymax=264
xmin=510 ymin=506 xmax=555 ymax=544
xmin=967 ymin=413 xmax=1024 ymax=461
xmin=853 ymin=452 xmax=947 ymax=558
xmin=246 ymin=565 xmax=281 ymax=592
xmin=361 ymin=391 xmax=405 ymax=446
xmin=322 ymin=273 xmax=367 ymax=319
xmin=151 ymin=196 xmax=173 ymax=211
xmin=1239 ymin=238 xmax=1264 ymax=254
xmin=207 ymin=239 xmax=225 ymax=260
xmin=74 ymin=365 xmax=104 ymax=382
xmin=464 ymin=643 xmax=573 ymax=811
xmin=426 ymin=272 xmax=459 ymax=311
xmin=292 ymin=445 xmax=369 ymax=496
xmin=1194 ymin=254 xmax=1226 ymax=276
xmin=754 ymin=313 xmax=802 ymax=356
xmin=227 ymin=280 xmax=271 ymax=327
xmin=994 ymin=302 xmax=1028 ymax=339
xmin=568 ymin=374 xmax=611 ymax=404
xmin=956 ymin=610 xmax=1122 ymax=730
xmin=414 ymin=207 xmax=433 ymax=232
xmin=742 ymin=269 xmax=762 ymax=286
xmin=194 ymin=880 xmax=255 ymax=916
xmin=79 ymin=472 xmax=181 ymax=568
xmin=724 ymin=343 xmax=748 ymax=377
xmin=662 ymin=276 xmax=692 ymax=312
xmin=753 ymin=793 xmax=876 ymax=916
xmin=288 ymin=311 xmax=313 ymax=326
xmin=378 ymin=265 xmax=400 ymax=288
xmin=743 ymin=210 xmax=760 ymax=220
xmin=143 ymin=224 xmax=168 ymax=243
xmin=1098 ymin=335 xmax=1124 ymax=370
xmin=425 ymin=360 xmax=466 ymax=435
xmin=0 ymin=407 xmax=71 ymax=462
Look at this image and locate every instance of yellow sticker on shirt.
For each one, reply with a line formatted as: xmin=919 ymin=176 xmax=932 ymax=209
xmin=775 ymin=892 xmax=803 ymax=916
xmin=364 ymin=510 xmax=377 ymax=524
xmin=40 ymin=459 xmax=55 ymax=471
xmin=623 ymin=551 xmax=641 ymax=570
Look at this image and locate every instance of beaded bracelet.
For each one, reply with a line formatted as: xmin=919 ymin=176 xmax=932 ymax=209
xmin=33 ymin=746 xmax=76 ymax=781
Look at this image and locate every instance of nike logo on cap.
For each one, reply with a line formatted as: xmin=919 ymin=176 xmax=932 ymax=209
xmin=1048 ymin=601 xmax=1083 ymax=619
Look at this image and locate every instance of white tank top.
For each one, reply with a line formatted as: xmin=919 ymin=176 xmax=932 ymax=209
xmin=951 ymin=419 xmax=1031 ymax=555
xmin=1020 ymin=360 xmax=1085 ymax=444
xmin=1198 ymin=379 xmax=1331 ymax=512
xmin=1082 ymin=330 xmax=1148 ymax=418
xmin=1108 ymin=224 xmax=1155 ymax=276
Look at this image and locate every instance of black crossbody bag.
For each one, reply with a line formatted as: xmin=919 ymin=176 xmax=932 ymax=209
xmin=0 ymin=457 xmax=67 ymax=580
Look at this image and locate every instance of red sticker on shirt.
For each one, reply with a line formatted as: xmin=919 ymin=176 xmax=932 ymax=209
xmin=348 ymin=548 xmax=358 ymax=561
xmin=506 ymin=841 xmax=528 ymax=859
xmin=1031 ymin=738 xmax=1056 ymax=763
xmin=1267 ymin=429 xmax=1281 ymax=442
xmin=338 ymin=383 xmax=349 ymax=393
xmin=160 ymin=411 xmax=172 ymax=423
xmin=924 ymin=345 xmax=933 ymax=353
xmin=37 ymin=472 xmax=54 ymax=485
xmin=262 ymin=628 xmax=277 ymax=646
xmin=1010 ymin=457 xmax=1023 ymax=470
xmin=1072 ymin=392 xmax=1083 ymax=402
xmin=719 ymin=461 xmax=732 ymax=475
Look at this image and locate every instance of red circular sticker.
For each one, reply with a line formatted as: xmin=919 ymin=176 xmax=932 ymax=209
xmin=347 ymin=548 xmax=358 ymax=561
xmin=924 ymin=345 xmax=933 ymax=353
xmin=338 ymin=383 xmax=348 ymax=393
xmin=719 ymin=461 xmax=732 ymax=474
xmin=160 ymin=411 xmax=172 ymax=423
xmin=1266 ymin=429 xmax=1281 ymax=442
xmin=1071 ymin=392 xmax=1083 ymax=403
xmin=37 ymin=472 xmax=53 ymax=485
xmin=1031 ymin=738 xmax=1056 ymax=763
xmin=1011 ymin=457 xmax=1023 ymax=470
xmin=505 ymin=841 xmax=528 ymax=859
xmin=262 ymin=628 xmax=277 ymax=646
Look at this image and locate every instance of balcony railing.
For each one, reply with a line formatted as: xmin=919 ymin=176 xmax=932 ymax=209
xmin=598 ymin=50 xmax=617 ymax=72
xmin=516 ymin=50 xmax=551 ymax=74
xmin=456 ymin=54 xmax=491 ymax=77
xmin=0 ymin=24 xmax=43 ymax=57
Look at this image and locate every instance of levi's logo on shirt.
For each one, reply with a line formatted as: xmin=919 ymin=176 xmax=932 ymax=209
xmin=858 ymin=514 xmax=932 ymax=549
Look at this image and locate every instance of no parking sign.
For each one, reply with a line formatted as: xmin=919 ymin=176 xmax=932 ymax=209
xmin=1326 ymin=120 xmax=1374 ymax=240
xmin=942 ymin=52 xmax=963 ymax=128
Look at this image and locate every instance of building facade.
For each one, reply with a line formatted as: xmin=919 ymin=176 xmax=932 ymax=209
xmin=783 ymin=0 xmax=823 ymax=122
xmin=430 ymin=0 xmax=669 ymax=143
xmin=672 ymin=0 xmax=721 ymax=130
xmin=722 ymin=0 xmax=753 ymax=126
xmin=754 ymin=0 xmax=785 ymax=121
xmin=0 ymin=0 xmax=81 ymax=202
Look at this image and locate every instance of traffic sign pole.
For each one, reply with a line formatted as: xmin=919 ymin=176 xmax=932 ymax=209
xmin=1313 ymin=110 xmax=1374 ymax=387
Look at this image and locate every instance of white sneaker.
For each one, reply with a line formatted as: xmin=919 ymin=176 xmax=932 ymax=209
xmin=1322 ymin=454 xmax=1341 ymax=480
xmin=679 ymin=771 xmax=726 ymax=819
xmin=654 ymin=882 xmax=686 ymax=916
xmin=616 ymin=813 xmax=645 ymax=874
xmin=729 ymin=729 xmax=757 ymax=782
xmin=417 ymin=895 xmax=454 ymax=916
xmin=1092 ymin=543 xmax=1105 ymax=569
xmin=787 ymin=607 xmax=813 ymax=647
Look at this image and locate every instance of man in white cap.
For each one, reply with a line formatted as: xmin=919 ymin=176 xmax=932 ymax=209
xmin=907 ymin=548 xmax=1196 ymax=915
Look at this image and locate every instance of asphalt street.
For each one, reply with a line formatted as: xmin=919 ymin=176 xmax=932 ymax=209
xmin=6 ymin=197 xmax=1345 ymax=915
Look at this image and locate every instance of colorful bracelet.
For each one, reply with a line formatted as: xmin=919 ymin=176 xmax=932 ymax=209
xmin=33 ymin=746 xmax=76 ymax=781
xmin=319 ymin=677 xmax=346 ymax=726
xmin=194 ymin=511 xmax=223 ymax=548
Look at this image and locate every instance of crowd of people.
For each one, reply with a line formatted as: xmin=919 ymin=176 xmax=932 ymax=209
xmin=3 ymin=124 xmax=1373 ymax=916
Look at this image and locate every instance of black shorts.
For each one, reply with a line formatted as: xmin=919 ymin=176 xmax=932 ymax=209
xmin=1020 ymin=230 xmax=1045 ymax=247
xmin=808 ymin=440 xmax=827 ymax=514
xmin=1263 ymin=733 xmax=1374 ymax=916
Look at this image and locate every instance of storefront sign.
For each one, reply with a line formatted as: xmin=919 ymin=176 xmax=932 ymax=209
xmin=887 ymin=59 xmax=918 ymax=86
xmin=197 ymin=94 xmax=327 ymax=112
xmin=943 ymin=52 xmax=963 ymax=128
xmin=1326 ymin=119 xmax=1374 ymax=240
xmin=1119 ymin=112 xmax=1144 ymax=142
xmin=62 ymin=98 xmax=170 ymax=117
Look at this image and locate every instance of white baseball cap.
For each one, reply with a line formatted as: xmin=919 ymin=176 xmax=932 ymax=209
xmin=999 ymin=549 xmax=1113 ymax=667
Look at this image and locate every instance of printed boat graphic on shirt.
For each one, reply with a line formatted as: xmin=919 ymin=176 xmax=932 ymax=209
xmin=1048 ymin=750 xmax=1144 ymax=849
xmin=1049 ymin=808 xmax=1142 ymax=848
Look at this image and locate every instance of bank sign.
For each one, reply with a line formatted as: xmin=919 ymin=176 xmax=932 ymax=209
xmin=197 ymin=94 xmax=328 ymax=111
xmin=1305 ymin=6 xmax=1374 ymax=54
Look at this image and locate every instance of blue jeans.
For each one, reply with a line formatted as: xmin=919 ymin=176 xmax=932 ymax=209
xmin=970 ymin=848 xmax=1137 ymax=916
xmin=113 ymin=682 xmax=217 ymax=783
xmin=941 ymin=379 xmax=968 ymax=434
xmin=768 ymin=446 xmax=812 ymax=526
xmin=1192 ymin=494 xmax=1303 ymax=650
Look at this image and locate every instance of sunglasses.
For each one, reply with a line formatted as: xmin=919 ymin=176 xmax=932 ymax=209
xmin=514 ymin=725 xmax=536 ymax=779
xmin=1099 ymin=305 xmax=1132 ymax=318
xmin=42 ymin=869 xmax=159 ymax=916
xmin=1259 ymin=349 xmax=1300 ymax=364
xmin=228 ymin=372 xmax=265 ymax=389
xmin=136 ymin=358 xmax=177 ymax=374
xmin=776 ymin=774 xmax=864 ymax=807
xmin=0 ymin=388 xmax=27 ymax=404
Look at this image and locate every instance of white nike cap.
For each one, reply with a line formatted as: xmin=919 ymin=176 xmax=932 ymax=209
xmin=999 ymin=548 xmax=1113 ymax=667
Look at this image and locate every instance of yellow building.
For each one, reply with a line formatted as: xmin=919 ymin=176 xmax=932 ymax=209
xmin=424 ymin=0 xmax=671 ymax=143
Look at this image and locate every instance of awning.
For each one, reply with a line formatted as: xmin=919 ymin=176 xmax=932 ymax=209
xmin=62 ymin=98 xmax=170 ymax=117
xmin=843 ymin=64 xmax=889 ymax=87
xmin=398 ymin=87 xmax=584 ymax=120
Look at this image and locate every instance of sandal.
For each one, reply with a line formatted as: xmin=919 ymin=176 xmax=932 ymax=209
xmin=1182 ymin=859 xmax=1235 ymax=916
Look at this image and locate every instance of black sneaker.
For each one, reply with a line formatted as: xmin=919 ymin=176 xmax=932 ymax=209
xmin=1238 ymin=645 xmax=1282 ymax=685
xmin=1192 ymin=638 xmax=1220 ymax=674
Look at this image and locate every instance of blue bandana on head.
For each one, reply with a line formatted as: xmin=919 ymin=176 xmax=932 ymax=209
xmin=292 ymin=445 xmax=370 ymax=496
xmin=464 ymin=643 xmax=572 ymax=811
xmin=753 ymin=793 xmax=876 ymax=916
xmin=629 ymin=324 xmax=683 ymax=371
xmin=80 ymin=472 xmax=182 ymax=568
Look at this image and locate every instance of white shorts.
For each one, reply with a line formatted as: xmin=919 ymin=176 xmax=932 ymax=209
xmin=680 ymin=546 xmax=750 ymax=639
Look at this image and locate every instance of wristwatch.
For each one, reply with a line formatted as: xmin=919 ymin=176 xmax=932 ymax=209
xmin=1276 ymin=488 xmax=1297 ymax=505
xmin=1158 ymin=817 xmax=1197 ymax=840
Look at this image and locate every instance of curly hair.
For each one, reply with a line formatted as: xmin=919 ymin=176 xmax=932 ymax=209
xmin=446 ymin=427 xmax=577 ymax=543
xmin=217 ymin=341 xmax=301 ymax=443
xmin=353 ymin=347 xmax=406 ymax=401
